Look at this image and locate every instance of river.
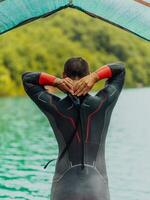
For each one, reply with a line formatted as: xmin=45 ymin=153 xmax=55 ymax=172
xmin=0 ymin=88 xmax=150 ymax=200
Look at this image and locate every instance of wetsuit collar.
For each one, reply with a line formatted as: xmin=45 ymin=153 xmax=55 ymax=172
xmin=66 ymin=92 xmax=90 ymax=107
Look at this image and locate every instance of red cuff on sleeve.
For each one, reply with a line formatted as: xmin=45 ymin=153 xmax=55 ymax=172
xmin=96 ymin=65 xmax=112 ymax=80
xmin=39 ymin=72 xmax=56 ymax=86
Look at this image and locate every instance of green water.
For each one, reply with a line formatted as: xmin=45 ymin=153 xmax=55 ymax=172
xmin=0 ymin=88 xmax=150 ymax=200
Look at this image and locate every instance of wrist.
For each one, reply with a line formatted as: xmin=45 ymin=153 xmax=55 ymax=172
xmin=53 ymin=78 xmax=62 ymax=87
xmin=39 ymin=72 xmax=57 ymax=86
xmin=95 ymin=65 xmax=112 ymax=80
xmin=91 ymin=72 xmax=99 ymax=83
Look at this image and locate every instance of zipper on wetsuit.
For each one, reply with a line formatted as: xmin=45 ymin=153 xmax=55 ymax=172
xmin=69 ymin=93 xmax=85 ymax=170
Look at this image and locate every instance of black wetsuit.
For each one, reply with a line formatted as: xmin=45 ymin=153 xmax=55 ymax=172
xmin=22 ymin=63 xmax=125 ymax=200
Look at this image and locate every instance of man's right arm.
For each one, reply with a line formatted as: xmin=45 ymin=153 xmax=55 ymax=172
xmin=22 ymin=72 xmax=61 ymax=114
xmin=22 ymin=71 xmax=74 ymax=114
xmin=95 ymin=63 xmax=126 ymax=103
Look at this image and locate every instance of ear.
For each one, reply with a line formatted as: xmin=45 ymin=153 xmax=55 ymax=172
xmin=62 ymin=72 xmax=67 ymax=78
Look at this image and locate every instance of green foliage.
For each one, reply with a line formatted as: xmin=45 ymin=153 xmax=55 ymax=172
xmin=0 ymin=9 xmax=150 ymax=96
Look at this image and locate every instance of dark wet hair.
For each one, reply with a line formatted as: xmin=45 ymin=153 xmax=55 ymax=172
xmin=64 ymin=57 xmax=90 ymax=78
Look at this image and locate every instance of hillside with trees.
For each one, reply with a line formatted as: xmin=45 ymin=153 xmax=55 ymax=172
xmin=0 ymin=9 xmax=150 ymax=96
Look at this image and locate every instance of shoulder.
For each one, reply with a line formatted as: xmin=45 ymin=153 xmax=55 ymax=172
xmin=82 ymin=93 xmax=108 ymax=111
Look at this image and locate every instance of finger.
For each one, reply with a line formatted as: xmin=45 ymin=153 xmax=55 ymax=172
xmin=64 ymin=78 xmax=73 ymax=85
xmin=64 ymin=78 xmax=72 ymax=87
xmin=77 ymin=83 xmax=92 ymax=96
xmin=65 ymin=77 xmax=73 ymax=85
xmin=62 ymin=83 xmax=74 ymax=94
xmin=74 ymin=82 xmax=86 ymax=95
xmin=74 ymin=80 xmax=83 ymax=91
xmin=83 ymin=90 xmax=88 ymax=96
xmin=65 ymin=83 xmax=74 ymax=94
xmin=74 ymin=80 xmax=85 ymax=92
xmin=74 ymin=86 xmax=86 ymax=96
xmin=74 ymin=86 xmax=84 ymax=95
xmin=64 ymin=79 xmax=73 ymax=89
xmin=81 ymin=87 xmax=89 ymax=96
xmin=76 ymin=86 xmax=89 ymax=96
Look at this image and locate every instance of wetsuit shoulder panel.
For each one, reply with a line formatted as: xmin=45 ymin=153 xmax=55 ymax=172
xmin=22 ymin=72 xmax=60 ymax=115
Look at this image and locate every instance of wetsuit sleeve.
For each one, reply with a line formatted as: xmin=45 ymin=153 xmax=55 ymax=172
xmin=21 ymin=71 xmax=60 ymax=113
xmin=95 ymin=63 xmax=126 ymax=103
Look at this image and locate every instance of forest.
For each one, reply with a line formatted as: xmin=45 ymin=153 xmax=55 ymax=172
xmin=0 ymin=9 xmax=150 ymax=96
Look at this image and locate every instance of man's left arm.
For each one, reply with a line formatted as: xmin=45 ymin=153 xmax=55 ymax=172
xmin=95 ymin=63 xmax=126 ymax=103
xmin=73 ymin=63 xmax=125 ymax=100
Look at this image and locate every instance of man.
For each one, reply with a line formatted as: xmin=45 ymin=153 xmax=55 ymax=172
xmin=22 ymin=57 xmax=125 ymax=200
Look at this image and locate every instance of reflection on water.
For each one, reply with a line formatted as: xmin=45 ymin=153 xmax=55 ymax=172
xmin=0 ymin=88 xmax=150 ymax=200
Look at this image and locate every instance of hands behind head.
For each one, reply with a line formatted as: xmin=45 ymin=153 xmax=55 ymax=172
xmin=55 ymin=72 xmax=98 ymax=96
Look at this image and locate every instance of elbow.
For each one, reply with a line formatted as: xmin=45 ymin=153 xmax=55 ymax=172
xmin=21 ymin=71 xmax=32 ymax=83
xmin=118 ymin=63 xmax=126 ymax=81
xmin=119 ymin=63 xmax=125 ymax=73
xmin=114 ymin=62 xmax=125 ymax=72
xmin=120 ymin=63 xmax=126 ymax=77
xmin=118 ymin=63 xmax=126 ymax=78
xmin=108 ymin=62 xmax=126 ymax=76
xmin=21 ymin=71 xmax=41 ymax=84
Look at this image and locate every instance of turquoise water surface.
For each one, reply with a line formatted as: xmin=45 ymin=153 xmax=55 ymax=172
xmin=0 ymin=88 xmax=150 ymax=200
